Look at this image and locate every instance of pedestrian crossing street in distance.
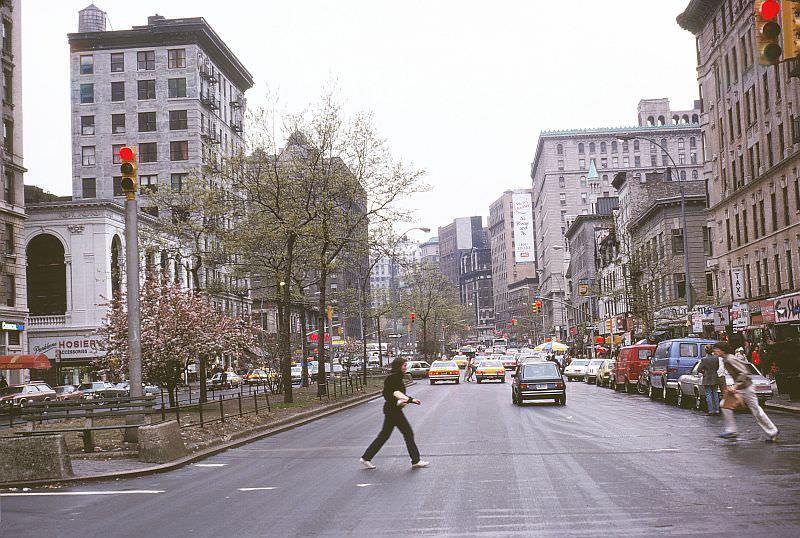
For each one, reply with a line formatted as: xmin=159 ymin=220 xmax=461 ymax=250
xmin=2 ymin=380 xmax=800 ymax=537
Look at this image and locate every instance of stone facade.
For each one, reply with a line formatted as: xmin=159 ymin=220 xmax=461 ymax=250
xmin=0 ymin=0 xmax=27 ymax=384
xmin=678 ymin=0 xmax=800 ymax=329
xmin=529 ymin=98 xmax=702 ymax=337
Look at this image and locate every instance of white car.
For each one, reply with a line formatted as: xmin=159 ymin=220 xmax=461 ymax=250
xmin=564 ymin=359 xmax=590 ymax=381
xmin=583 ymin=359 xmax=605 ymax=383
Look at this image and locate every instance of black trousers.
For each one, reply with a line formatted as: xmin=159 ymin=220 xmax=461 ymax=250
xmin=361 ymin=409 xmax=420 ymax=464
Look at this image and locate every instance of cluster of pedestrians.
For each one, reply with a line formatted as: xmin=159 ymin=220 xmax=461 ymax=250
xmin=699 ymin=341 xmax=779 ymax=442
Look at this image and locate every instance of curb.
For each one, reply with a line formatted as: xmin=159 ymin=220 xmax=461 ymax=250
xmin=1 ymin=385 xmax=391 ymax=489
xmin=764 ymin=401 xmax=800 ymax=415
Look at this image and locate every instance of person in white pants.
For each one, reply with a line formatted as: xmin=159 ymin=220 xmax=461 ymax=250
xmin=712 ymin=341 xmax=779 ymax=443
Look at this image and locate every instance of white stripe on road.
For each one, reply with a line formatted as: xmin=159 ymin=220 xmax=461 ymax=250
xmin=238 ymin=487 xmax=277 ymax=491
xmin=356 ymin=483 xmax=378 ymax=487
xmin=193 ymin=463 xmax=227 ymax=467
xmin=0 ymin=490 xmax=164 ymax=497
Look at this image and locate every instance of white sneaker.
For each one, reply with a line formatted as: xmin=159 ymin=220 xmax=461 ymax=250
xmin=360 ymin=458 xmax=376 ymax=469
xmin=411 ymin=460 xmax=430 ymax=468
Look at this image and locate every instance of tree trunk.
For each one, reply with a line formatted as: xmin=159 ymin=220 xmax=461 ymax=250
xmin=361 ymin=282 xmax=368 ymax=385
xmin=317 ymin=270 xmax=328 ymax=397
xmin=199 ymin=354 xmax=208 ymax=404
xmin=375 ymin=315 xmax=382 ymax=382
xmin=422 ymin=320 xmax=429 ymax=361
xmin=299 ymin=302 xmax=309 ymax=387
xmin=281 ymin=234 xmax=296 ymax=403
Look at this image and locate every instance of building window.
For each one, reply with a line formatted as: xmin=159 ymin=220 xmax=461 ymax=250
xmin=80 ymin=55 xmax=93 ymax=74
xmin=579 ymin=159 xmax=586 ymax=169
xmin=601 ymin=157 xmax=608 ymax=168
xmin=578 ymin=142 xmax=584 ymax=154
xmin=634 ymin=156 xmax=641 ymax=167
xmin=580 ymin=176 xmax=586 ymax=187
xmin=111 ymin=81 xmax=125 ymax=101
xmin=589 ymin=142 xmax=596 ymax=153
xmin=2 ymin=20 xmax=11 ymax=54
xmin=5 ymin=274 xmax=14 ymax=307
xmin=623 ymin=156 xmax=629 ymax=167
xmin=556 ymin=143 xmax=563 ymax=155
xmin=557 ymin=159 xmax=564 ymax=170
xmin=4 ymin=171 xmax=14 ymax=204
xmin=112 ymin=144 xmax=124 ymax=164
xmin=678 ymin=154 xmax=685 ymax=164
xmin=139 ymin=174 xmax=158 ymax=194
xmin=142 ymin=206 xmax=159 ymax=218
xmin=110 ymin=52 xmax=124 ymax=72
xmin=168 ymin=49 xmax=186 ymax=68
xmin=674 ymin=273 xmax=686 ymax=300
xmin=581 ymin=192 xmax=587 ymax=204
xmin=559 ymin=193 xmax=567 ymax=205
xmin=137 ymin=79 xmax=156 ymax=100
xmin=171 ymin=173 xmax=187 ymax=192
xmin=170 ymin=141 xmax=189 ymax=161
xmin=113 ymin=176 xmax=123 ymax=196
xmin=80 ymin=83 xmax=94 ymax=103
xmin=558 ymin=175 xmax=565 ymax=189
xmin=560 ymin=210 xmax=566 ymax=222
xmin=168 ymin=78 xmax=187 ymax=98
xmin=633 ymin=140 xmax=640 ymax=151
xmin=139 ymin=142 xmax=158 ymax=163
xmin=82 ymin=177 xmax=96 ymax=198
xmin=112 ymin=113 xmax=125 ymax=134
xmin=706 ymin=272 xmax=714 ymax=297
xmin=671 ymin=229 xmax=684 ymax=255
xmin=3 ymin=69 xmax=12 ymax=104
xmin=138 ymin=111 xmax=157 ymax=132
xmin=137 ymin=50 xmax=156 ymax=71
xmin=650 ymin=155 xmax=657 ymax=167
xmin=81 ymin=146 xmax=96 ymax=166
xmin=80 ymin=115 xmax=95 ymax=135
xmin=169 ymin=110 xmax=188 ymax=130
xmin=602 ymin=174 xmax=608 ymax=185
xmin=4 ymin=223 xmax=13 ymax=255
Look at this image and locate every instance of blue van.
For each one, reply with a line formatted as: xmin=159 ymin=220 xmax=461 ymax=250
xmin=648 ymin=338 xmax=716 ymax=402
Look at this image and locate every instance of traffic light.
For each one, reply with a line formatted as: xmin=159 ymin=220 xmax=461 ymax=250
xmin=782 ymin=0 xmax=800 ymax=60
xmin=119 ymin=146 xmax=137 ymax=198
xmin=532 ymin=300 xmax=542 ymax=314
xmin=327 ymin=305 xmax=333 ymax=321
xmin=410 ymin=312 xmax=415 ymax=323
xmin=755 ymin=0 xmax=783 ymax=65
xmin=511 ymin=318 xmax=518 ymax=326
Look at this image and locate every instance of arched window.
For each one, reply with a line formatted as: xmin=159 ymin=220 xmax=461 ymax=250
xmin=682 ymin=114 xmax=690 ymax=124
xmin=660 ymin=138 xmax=668 ymax=151
xmin=658 ymin=115 xmax=666 ymax=126
xmin=692 ymin=170 xmax=699 ymax=179
xmin=678 ymin=138 xmax=685 ymax=150
xmin=691 ymin=114 xmax=699 ymax=123
xmin=557 ymin=143 xmax=563 ymax=155
xmin=26 ymin=234 xmax=67 ymax=315
xmin=680 ymin=170 xmax=687 ymax=180
xmin=690 ymin=137 xmax=696 ymax=148
xmin=647 ymin=116 xmax=655 ymax=126
xmin=589 ymin=142 xmax=596 ymax=153
xmin=622 ymin=141 xmax=629 ymax=152
xmin=633 ymin=140 xmax=640 ymax=151
xmin=600 ymin=142 xmax=607 ymax=153
xmin=611 ymin=140 xmax=618 ymax=152
xmin=673 ymin=115 xmax=680 ymax=125
xmin=578 ymin=142 xmax=585 ymax=154
xmin=111 ymin=235 xmax=122 ymax=298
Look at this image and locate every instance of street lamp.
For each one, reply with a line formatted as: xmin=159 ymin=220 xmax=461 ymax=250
xmin=617 ymin=134 xmax=693 ymax=312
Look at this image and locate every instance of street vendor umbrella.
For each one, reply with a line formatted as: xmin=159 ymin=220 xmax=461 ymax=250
xmin=532 ymin=343 xmax=547 ymax=351
xmin=542 ymin=342 xmax=569 ymax=352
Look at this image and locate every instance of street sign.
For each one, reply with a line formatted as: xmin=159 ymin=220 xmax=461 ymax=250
xmin=578 ymin=283 xmax=590 ymax=296
xmin=731 ymin=267 xmax=745 ymax=300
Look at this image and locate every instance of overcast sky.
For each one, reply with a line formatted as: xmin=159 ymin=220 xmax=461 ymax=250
xmin=22 ymin=1 xmax=699 ymax=243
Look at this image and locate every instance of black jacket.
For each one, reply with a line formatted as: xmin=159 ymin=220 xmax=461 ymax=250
xmin=697 ymin=355 xmax=719 ymax=386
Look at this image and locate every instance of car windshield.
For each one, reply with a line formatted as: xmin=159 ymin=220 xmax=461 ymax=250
xmin=453 ymin=355 xmax=466 ymax=361
xmin=588 ymin=360 xmax=603 ymax=367
xmin=0 ymin=386 xmax=23 ymax=396
xmin=291 ymin=367 xmax=301 ymax=373
xmin=570 ymin=360 xmax=589 ymax=366
xmin=501 ymin=355 xmax=515 ymax=360
xmin=479 ymin=360 xmax=502 ymax=367
xmin=431 ymin=361 xmax=457 ymax=369
xmin=522 ymin=363 xmax=560 ymax=379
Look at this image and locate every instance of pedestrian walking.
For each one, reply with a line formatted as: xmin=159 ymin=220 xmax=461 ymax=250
xmin=697 ymin=344 xmax=720 ymax=415
xmin=712 ymin=341 xmax=779 ymax=442
xmin=751 ymin=344 xmax=761 ymax=367
xmin=360 ymin=357 xmax=429 ymax=470
xmin=734 ymin=346 xmax=747 ymax=364
xmin=464 ymin=356 xmax=474 ymax=382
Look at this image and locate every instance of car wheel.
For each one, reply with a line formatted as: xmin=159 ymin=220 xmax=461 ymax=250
xmin=648 ymin=383 xmax=657 ymax=400
xmin=694 ymin=390 xmax=703 ymax=410
xmin=583 ymin=375 xmax=588 ymax=383
xmin=501 ymin=378 xmax=505 ymax=383
xmin=595 ymin=376 xmax=601 ymax=386
xmin=477 ymin=378 xmax=482 ymax=384
xmin=430 ymin=380 xmax=435 ymax=385
xmin=676 ymin=387 xmax=685 ymax=408
xmin=662 ymin=380 xmax=669 ymax=402
xmin=625 ymin=378 xmax=632 ymax=394
xmin=512 ymin=391 xmax=517 ymax=404
xmin=560 ymin=394 xmax=567 ymax=405
xmin=455 ymin=379 xmax=460 ymax=385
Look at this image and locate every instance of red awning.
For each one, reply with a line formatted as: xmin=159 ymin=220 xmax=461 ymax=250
xmin=0 ymin=354 xmax=52 ymax=370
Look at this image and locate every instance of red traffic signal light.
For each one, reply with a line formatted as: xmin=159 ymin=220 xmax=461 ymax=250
xmin=760 ymin=0 xmax=780 ymax=20
xmin=511 ymin=318 xmax=518 ymax=326
xmin=119 ymin=146 xmax=137 ymax=196
xmin=410 ymin=312 xmax=415 ymax=323
xmin=119 ymin=146 xmax=135 ymax=161
xmin=756 ymin=0 xmax=783 ymax=64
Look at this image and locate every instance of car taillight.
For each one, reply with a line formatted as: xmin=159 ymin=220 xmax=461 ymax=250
xmin=476 ymin=370 xmax=483 ymax=374
xmin=555 ymin=382 xmax=564 ymax=389
xmin=520 ymin=383 xmax=527 ymax=389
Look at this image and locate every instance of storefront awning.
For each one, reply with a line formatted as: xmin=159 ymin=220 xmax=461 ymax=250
xmin=0 ymin=354 xmax=52 ymax=370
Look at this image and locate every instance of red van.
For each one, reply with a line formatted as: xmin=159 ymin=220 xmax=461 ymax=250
xmin=611 ymin=344 xmax=656 ymax=393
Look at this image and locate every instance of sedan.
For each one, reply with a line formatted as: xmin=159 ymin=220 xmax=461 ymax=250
xmin=676 ymin=361 xmax=774 ymax=410
xmin=596 ymin=360 xmax=615 ymax=387
xmin=512 ymin=361 xmax=566 ymax=406
xmin=0 ymin=382 xmax=57 ymax=406
xmin=452 ymin=355 xmax=469 ymax=369
xmin=428 ymin=360 xmax=460 ymax=385
xmin=54 ymin=384 xmax=84 ymax=401
xmin=209 ymin=372 xmax=242 ymax=389
xmin=499 ymin=355 xmax=518 ymax=371
xmin=78 ymin=381 xmax=126 ymax=400
xmin=475 ymin=359 xmax=506 ymax=383
xmin=563 ymin=359 xmax=590 ymax=381
xmin=583 ymin=359 xmax=605 ymax=383
xmin=406 ymin=361 xmax=431 ymax=379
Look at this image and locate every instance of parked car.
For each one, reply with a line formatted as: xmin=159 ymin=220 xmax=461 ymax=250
xmin=114 ymin=382 xmax=161 ymax=396
xmin=475 ymin=359 xmax=506 ymax=383
xmin=648 ymin=338 xmax=716 ymax=402
xmin=243 ymin=369 xmax=275 ymax=385
xmin=406 ymin=361 xmax=431 ymax=379
xmin=78 ymin=381 xmax=127 ymax=400
xmin=611 ymin=344 xmax=656 ymax=393
xmin=512 ymin=361 xmax=566 ymax=406
xmin=595 ymin=360 xmax=615 ymax=387
xmin=0 ymin=382 xmax=57 ymax=406
xmin=583 ymin=359 xmax=605 ymax=383
xmin=564 ymin=359 xmax=590 ymax=381
xmin=676 ymin=361 xmax=774 ymax=409
xmin=209 ymin=371 xmax=242 ymax=389
xmin=428 ymin=360 xmax=460 ymax=385
xmin=54 ymin=384 xmax=84 ymax=401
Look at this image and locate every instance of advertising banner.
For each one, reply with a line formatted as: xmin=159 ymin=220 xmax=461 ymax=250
xmin=512 ymin=192 xmax=535 ymax=263
xmin=29 ymin=335 xmax=105 ymax=361
xmin=731 ymin=302 xmax=749 ymax=330
xmin=775 ymin=292 xmax=800 ymax=324
xmin=730 ymin=267 xmax=746 ymax=301
xmin=713 ymin=307 xmax=730 ymax=331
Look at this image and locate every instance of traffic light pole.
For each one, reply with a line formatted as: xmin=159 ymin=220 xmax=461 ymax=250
xmin=124 ymin=191 xmax=143 ymax=440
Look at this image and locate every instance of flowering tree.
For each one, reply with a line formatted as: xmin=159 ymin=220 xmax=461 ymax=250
xmin=94 ymin=279 xmax=263 ymax=404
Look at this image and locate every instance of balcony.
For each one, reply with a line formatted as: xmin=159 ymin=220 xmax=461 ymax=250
xmin=201 ymin=123 xmax=220 ymax=144
xmin=200 ymin=91 xmax=219 ymax=110
xmin=199 ymin=63 xmax=218 ymax=84
xmin=29 ymin=315 xmax=67 ymax=327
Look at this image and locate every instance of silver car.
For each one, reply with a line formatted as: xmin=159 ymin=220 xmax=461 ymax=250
xmin=676 ymin=361 xmax=773 ymax=410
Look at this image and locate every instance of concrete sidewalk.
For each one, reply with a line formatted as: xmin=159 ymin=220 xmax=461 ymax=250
xmin=764 ymin=393 xmax=800 ymax=415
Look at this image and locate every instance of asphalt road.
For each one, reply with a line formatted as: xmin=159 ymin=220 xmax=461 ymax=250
xmin=3 ymin=375 xmax=800 ymax=537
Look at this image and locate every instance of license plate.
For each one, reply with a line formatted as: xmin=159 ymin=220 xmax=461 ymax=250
xmin=536 ymin=384 xmax=548 ymax=389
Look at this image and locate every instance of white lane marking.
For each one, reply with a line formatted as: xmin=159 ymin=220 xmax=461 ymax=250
xmin=238 ymin=487 xmax=277 ymax=491
xmin=0 ymin=490 xmax=163 ymax=497
xmin=356 ymin=483 xmax=377 ymax=487
xmin=194 ymin=463 xmax=227 ymax=467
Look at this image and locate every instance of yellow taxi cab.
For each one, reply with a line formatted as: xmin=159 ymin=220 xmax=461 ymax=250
xmin=452 ymin=355 xmax=468 ymax=369
xmin=428 ymin=360 xmax=460 ymax=385
xmin=475 ymin=359 xmax=506 ymax=383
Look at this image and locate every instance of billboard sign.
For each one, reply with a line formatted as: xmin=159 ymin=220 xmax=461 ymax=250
xmin=512 ymin=192 xmax=535 ymax=263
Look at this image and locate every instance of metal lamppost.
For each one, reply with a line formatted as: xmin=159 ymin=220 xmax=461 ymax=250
xmin=617 ymin=135 xmax=693 ymax=312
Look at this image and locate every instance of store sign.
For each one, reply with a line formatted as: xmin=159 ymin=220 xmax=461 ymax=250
xmin=1 ymin=321 xmax=25 ymax=331
xmin=775 ymin=292 xmax=800 ymax=324
xmin=512 ymin=192 xmax=535 ymax=263
xmin=29 ymin=336 xmax=106 ymax=360
xmin=731 ymin=302 xmax=749 ymax=330
xmin=691 ymin=314 xmax=704 ymax=333
xmin=730 ymin=267 xmax=746 ymax=300
xmin=713 ymin=307 xmax=730 ymax=330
